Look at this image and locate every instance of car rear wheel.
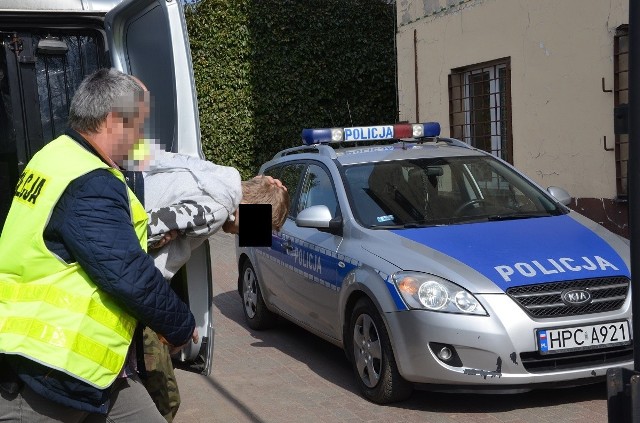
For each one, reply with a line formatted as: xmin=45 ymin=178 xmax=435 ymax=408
xmin=349 ymin=298 xmax=412 ymax=404
xmin=241 ymin=260 xmax=276 ymax=330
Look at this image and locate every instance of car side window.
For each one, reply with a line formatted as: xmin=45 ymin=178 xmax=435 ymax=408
xmin=264 ymin=163 xmax=305 ymax=218
xmin=297 ymin=164 xmax=339 ymax=217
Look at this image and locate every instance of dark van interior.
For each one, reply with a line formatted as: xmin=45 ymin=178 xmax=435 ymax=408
xmin=0 ymin=27 xmax=107 ymax=228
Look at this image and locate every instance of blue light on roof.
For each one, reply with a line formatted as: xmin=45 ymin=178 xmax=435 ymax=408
xmin=301 ymin=128 xmax=333 ymax=145
xmin=424 ymin=122 xmax=441 ymax=137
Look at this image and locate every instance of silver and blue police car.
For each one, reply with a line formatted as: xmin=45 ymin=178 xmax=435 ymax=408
xmin=235 ymin=122 xmax=632 ymax=403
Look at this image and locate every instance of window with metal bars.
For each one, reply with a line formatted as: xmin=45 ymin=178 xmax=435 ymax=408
xmin=449 ymin=58 xmax=512 ymax=163
xmin=614 ymin=25 xmax=629 ymax=198
xmin=34 ymin=33 xmax=104 ymax=143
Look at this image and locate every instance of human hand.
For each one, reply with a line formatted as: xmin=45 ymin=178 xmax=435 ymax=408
xmin=222 ymin=208 xmax=240 ymax=234
xmin=159 ymin=327 xmax=199 ymax=355
xmin=257 ymin=175 xmax=287 ymax=191
xmin=150 ymin=229 xmax=179 ymax=249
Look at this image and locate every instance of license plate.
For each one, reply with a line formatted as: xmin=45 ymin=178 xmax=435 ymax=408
xmin=537 ymin=320 xmax=631 ymax=354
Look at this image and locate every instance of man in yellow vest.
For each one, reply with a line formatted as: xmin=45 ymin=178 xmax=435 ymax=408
xmin=0 ymin=68 xmax=198 ymax=422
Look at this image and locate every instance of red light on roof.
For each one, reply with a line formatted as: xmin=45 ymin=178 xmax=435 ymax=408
xmin=393 ymin=123 xmax=414 ymax=139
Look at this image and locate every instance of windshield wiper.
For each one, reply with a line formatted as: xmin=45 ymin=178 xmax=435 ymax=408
xmin=368 ymin=222 xmax=437 ymax=230
xmin=401 ymin=222 xmax=438 ymax=228
xmin=487 ymin=212 xmax=551 ymax=221
xmin=368 ymin=224 xmax=402 ymax=229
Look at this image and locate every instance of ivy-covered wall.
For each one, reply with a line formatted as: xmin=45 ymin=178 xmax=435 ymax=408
xmin=185 ymin=0 xmax=396 ymax=178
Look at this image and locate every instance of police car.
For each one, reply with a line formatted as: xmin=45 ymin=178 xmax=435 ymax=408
xmin=235 ymin=122 xmax=632 ymax=403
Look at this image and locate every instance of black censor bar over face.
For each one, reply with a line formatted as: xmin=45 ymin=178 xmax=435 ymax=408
xmin=238 ymin=204 xmax=273 ymax=247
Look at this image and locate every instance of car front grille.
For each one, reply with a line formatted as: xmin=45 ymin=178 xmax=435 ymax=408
xmin=520 ymin=345 xmax=633 ymax=373
xmin=506 ymin=276 xmax=629 ymax=318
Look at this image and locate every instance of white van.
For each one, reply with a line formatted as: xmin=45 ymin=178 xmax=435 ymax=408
xmin=0 ymin=0 xmax=213 ymax=374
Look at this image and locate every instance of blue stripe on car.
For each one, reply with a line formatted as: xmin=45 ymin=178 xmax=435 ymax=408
xmin=385 ymin=277 xmax=409 ymax=310
xmin=262 ymin=235 xmax=410 ymax=311
xmin=261 ymin=234 xmax=358 ymax=290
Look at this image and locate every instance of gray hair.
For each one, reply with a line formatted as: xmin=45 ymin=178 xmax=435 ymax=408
xmin=69 ymin=68 xmax=146 ymax=134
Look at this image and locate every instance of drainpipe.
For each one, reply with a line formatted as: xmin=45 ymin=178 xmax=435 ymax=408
xmin=629 ymin=0 xmax=640 ymax=376
xmin=414 ymin=28 xmax=419 ymax=122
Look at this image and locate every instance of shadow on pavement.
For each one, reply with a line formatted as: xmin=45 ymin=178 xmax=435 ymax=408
xmin=397 ymin=382 xmax=606 ymax=413
xmin=199 ymin=374 xmax=267 ymax=423
xmin=213 ymin=289 xmax=356 ymax=393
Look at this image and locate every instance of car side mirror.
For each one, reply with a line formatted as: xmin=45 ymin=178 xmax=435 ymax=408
xmin=547 ymin=186 xmax=571 ymax=206
xmin=296 ymin=205 xmax=343 ymax=236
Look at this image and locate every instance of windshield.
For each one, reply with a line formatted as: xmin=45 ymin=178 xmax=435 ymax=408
xmin=343 ymin=155 xmax=564 ymax=228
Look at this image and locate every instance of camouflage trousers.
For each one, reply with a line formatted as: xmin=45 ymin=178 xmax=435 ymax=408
xmin=142 ymin=327 xmax=181 ymax=423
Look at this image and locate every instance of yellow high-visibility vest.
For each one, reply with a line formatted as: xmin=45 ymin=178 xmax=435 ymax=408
xmin=0 ymin=134 xmax=147 ymax=389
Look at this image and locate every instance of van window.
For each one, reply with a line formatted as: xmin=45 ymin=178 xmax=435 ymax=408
xmin=35 ymin=33 xmax=103 ymax=141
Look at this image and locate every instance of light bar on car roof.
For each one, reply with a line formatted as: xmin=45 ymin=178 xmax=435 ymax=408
xmin=301 ymin=122 xmax=441 ymax=145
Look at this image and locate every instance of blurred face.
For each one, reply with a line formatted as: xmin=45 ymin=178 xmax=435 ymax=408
xmin=108 ymin=97 xmax=150 ymax=165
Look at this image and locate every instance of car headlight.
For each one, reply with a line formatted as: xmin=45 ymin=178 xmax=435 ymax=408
xmin=392 ymin=272 xmax=487 ymax=315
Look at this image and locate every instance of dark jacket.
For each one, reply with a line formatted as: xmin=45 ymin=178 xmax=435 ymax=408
xmin=1 ymin=129 xmax=195 ymax=413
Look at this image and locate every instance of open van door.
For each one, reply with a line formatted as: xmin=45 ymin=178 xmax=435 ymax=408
xmin=105 ymin=0 xmax=213 ymax=375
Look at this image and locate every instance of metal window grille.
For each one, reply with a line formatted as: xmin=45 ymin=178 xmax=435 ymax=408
xmin=35 ymin=33 xmax=103 ymax=144
xmin=614 ymin=25 xmax=629 ymax=198
xmin=449 ymin=58 xmax=513 ymax=163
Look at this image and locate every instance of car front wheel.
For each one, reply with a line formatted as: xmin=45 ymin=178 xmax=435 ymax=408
xmin=241 ymin=260 xmax=276 ymax=330
xmin=349 ymin=298 xmax=412 ymax=403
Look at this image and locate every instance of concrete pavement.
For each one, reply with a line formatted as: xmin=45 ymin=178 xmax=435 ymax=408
xmin=173 ymin=232 xmax=610 ymax=423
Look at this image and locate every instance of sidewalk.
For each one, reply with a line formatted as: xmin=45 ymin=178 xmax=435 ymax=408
xmin=174 ymin=232 xmax=609 ymax=423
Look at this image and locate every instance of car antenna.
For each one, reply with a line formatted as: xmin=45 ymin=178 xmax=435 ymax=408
xmin=319 ymin=107 xmax=335 ymax=127
xmin=347 ymin=100 xmax=353 ymax=126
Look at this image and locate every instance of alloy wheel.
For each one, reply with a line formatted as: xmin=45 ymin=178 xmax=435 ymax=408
xmin=353 ymin=313 xmax=383 ymax=388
